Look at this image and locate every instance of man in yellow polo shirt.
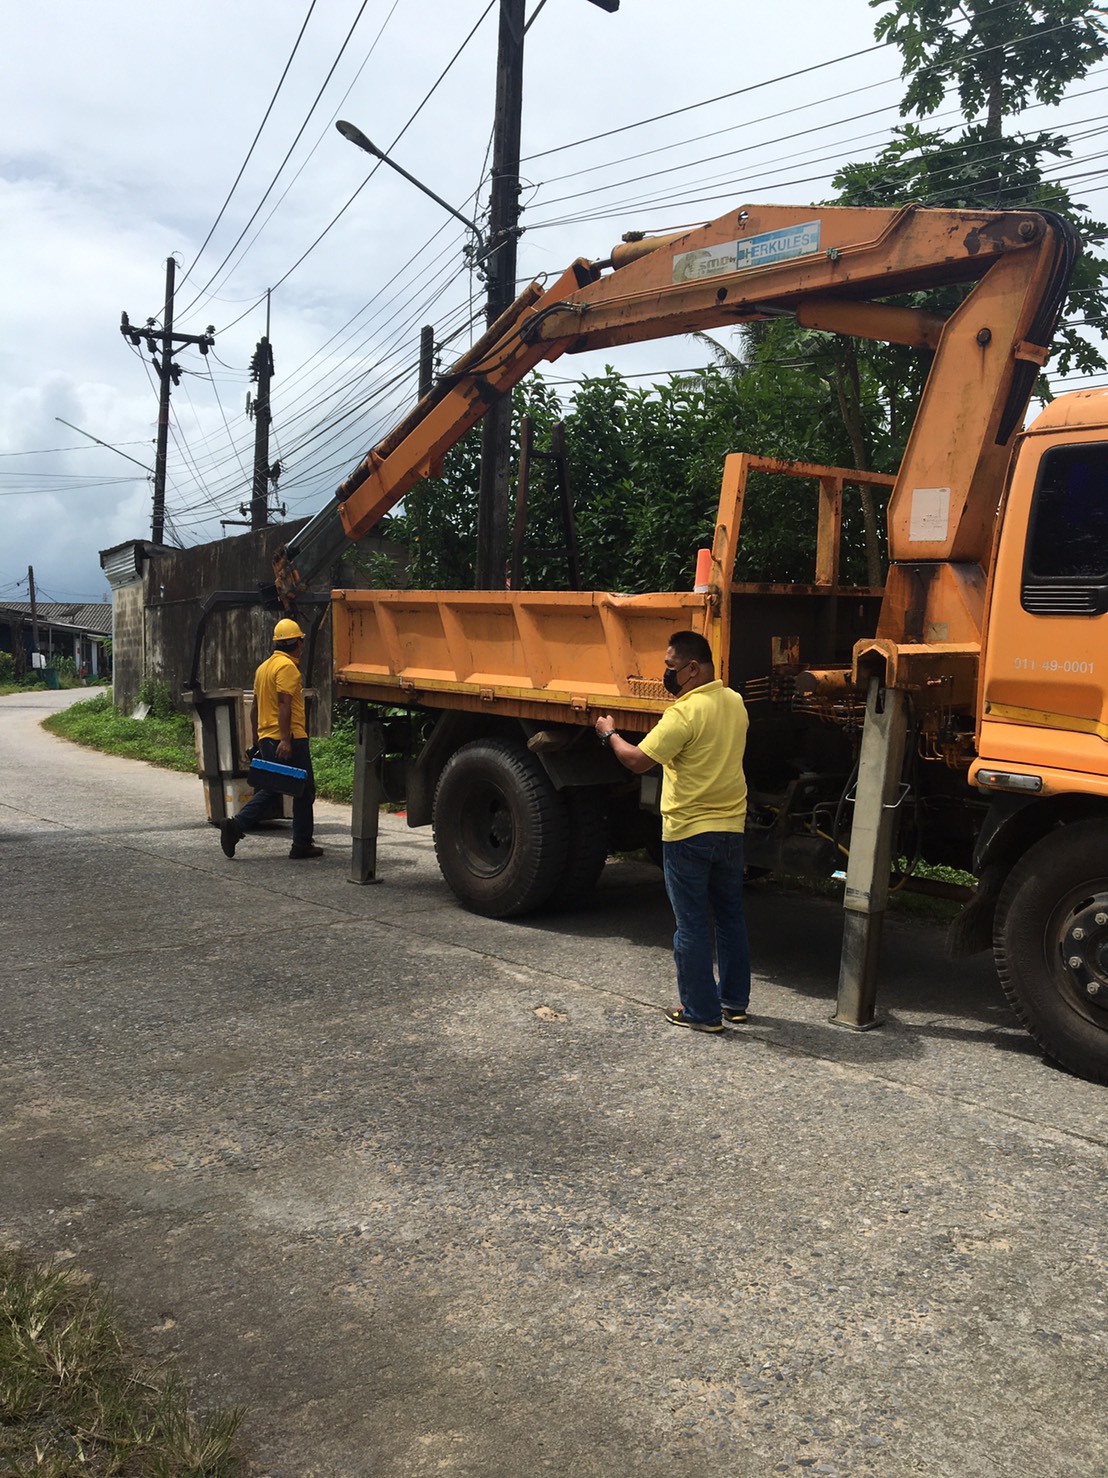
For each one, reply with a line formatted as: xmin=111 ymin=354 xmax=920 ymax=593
xmin=219 ymin=617 xmax=322 ymax=861
xmin=594 ymin=630 xmax=750 ymax=1032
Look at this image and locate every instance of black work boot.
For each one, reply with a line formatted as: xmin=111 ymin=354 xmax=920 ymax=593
xmin=219 ymin=818 xmax=245 ymax=858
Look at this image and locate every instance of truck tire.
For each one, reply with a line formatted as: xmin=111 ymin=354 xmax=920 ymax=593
xmin=544 ymin=788 xmax=608 ymax=911
xmin=993 ymin=819 xmax=1108 ymax=1084
xmin=432 ymin=739 xmax=569 ymax=917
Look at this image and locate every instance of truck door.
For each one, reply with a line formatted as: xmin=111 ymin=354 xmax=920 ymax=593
xmin=979 ymin=428 xmax=1108 ymax=784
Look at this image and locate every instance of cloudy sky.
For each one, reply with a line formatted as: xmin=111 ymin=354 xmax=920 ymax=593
xmin=1 ymin=1 xmax=1103 ymax=606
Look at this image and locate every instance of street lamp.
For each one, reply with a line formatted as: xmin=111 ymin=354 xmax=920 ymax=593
xmin=336 ymin=120 xmax=487 ymax=260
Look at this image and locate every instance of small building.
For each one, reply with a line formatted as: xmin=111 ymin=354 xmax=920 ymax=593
xmin=0 ymin=600 xmax=113 ymax=676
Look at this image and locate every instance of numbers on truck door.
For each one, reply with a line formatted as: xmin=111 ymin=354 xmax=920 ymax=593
xmin=1013 ymin=657 xmax=1095 ymax=673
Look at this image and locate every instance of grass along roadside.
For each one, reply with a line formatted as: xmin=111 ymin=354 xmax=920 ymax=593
xmin=41 ymin=693 xmax=357 ymax=803
xmin=0 ymin=1248 xmax=245 ymax=1476
xmin=42 ymin=694 xmax=198 ymax=774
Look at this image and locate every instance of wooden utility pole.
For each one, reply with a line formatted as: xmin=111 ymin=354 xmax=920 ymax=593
xmin=475 ymin=0 xmax=525 ymax=589
xmin=120 ymin=258 xmax=214 ymax=545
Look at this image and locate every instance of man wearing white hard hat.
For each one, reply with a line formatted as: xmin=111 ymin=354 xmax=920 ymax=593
xmin=219 ymin=617 xmax=322 ymax=860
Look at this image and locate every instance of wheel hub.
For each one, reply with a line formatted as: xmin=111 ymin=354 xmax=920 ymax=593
xmin=457 ymin=783 xmax=514 ymax=878
xmin=1060 ymin=896 xmax=1108 ymax=1009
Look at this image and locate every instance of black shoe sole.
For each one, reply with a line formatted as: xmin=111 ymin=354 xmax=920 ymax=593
xmin=665 ymin=1010 xmax=724 ymax=1033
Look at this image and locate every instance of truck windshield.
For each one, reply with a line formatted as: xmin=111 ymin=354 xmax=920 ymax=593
xmin=1025 ymin=443 xmax=1108 ymax=582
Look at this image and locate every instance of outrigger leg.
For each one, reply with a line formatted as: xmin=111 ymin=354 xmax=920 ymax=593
xmin=350 ymin=704 xmax=385 ymax=885
xmin=832 ymin=678 xmax=910 ymax=1030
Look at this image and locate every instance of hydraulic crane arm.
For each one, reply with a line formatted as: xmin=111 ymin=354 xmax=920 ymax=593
xmin=275 ymin=201 xmax=1077 ymax=603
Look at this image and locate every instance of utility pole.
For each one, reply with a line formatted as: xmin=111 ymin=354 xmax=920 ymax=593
xmin=418 ymin=324 xmax=435 ymax=401
xmin=473 ymin=0 xmax=618 ymax=587
xmin=475 ymin=0 xmax=525 ymax=589
xmin=248 ymin=313 xmax=275 ymax=528
xmin=27 ymin=565 xmax=39 ymax=658
xmin=120 ymin=258 xmax=214 ymax=545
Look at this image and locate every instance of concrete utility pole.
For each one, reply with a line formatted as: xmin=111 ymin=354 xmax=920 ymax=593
xmin=418 ymin=324 xmax=435 ymax=402
xmin=249 ymin=335 xmax=274 ymax=529
xmin=27 ymin=565 xmax=39 ymax=657
xmin=120 ymin=258 xmax=215 ymax=545
xmin=475 ymin=0 xmax=525 ymax=589
xmin=474 ymin=0 xmax=618 ymax=588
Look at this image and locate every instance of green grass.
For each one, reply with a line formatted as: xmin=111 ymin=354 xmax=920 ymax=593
xmin=0 ymin=1249 xmax=246 ymax=1476
xmin=43 ymin=694 xmax=198 ymax=774
xmin=309 ymin=729 xmax=356 ymax=804
xmin=42 ymin=694 xmax=357 ymax=803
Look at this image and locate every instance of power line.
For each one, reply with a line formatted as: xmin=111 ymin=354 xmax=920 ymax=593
xmin=0 ymin=479 xmax=145 ymax=497
xmin=208 ymin=0 xmax=498 ymax=337
xmin=0 ymin=442 xmax=152 ymax=458
xmin=183 ymin=0 xmax=406 ymax=333
xmin=521 ymin=4 xmax=1082 ymax=170
xmin=521 ymin=42 xmax=891 ymax=164
xmin=177 ymin=0 xmax=375 ymax=321
xmin=179 ymin=0 xmax=320 ymax=288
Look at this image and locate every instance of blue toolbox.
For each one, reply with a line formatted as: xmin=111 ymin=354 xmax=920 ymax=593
xmin=248 ymin=758 xmax=308 ymax=797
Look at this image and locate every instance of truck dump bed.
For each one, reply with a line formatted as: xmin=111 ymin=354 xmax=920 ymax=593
xmin=333 ymin=586 xmax=711 ymax=729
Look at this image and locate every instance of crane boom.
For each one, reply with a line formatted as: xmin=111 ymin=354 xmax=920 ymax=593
xmin=275 ymin=201 xmax=1077 ymax=646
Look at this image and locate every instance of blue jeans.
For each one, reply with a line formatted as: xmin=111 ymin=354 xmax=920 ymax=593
xmin=237 ymin=736 xmax=316 ymax=847
xmin=662 ymin=831 xmax=751 ymax=1025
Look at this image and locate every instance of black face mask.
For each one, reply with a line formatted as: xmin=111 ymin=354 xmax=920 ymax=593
xmin=663 ymin=664 xmax=687 ymax=696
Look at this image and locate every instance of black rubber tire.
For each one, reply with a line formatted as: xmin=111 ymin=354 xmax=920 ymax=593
xmin=432 ymin=738 xmax=569 ymax=917
xmin=993 ymin=819 xmax=1108 ymax=1084
xmin=543 ymin=788 xmax=609 ymax=912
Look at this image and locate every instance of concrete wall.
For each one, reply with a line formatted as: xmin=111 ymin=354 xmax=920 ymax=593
xmin=105 ymin=523 xmax=406 ymax=729
xmin=112 ymin=581 xmax=146 ymax=709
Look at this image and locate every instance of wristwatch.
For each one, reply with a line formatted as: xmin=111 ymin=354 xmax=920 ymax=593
xmin=598 ymin=728 xmax=615 ymax=747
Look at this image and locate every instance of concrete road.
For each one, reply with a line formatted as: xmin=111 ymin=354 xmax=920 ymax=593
xmin=2 ymin=689 xmax=1106 ymax=1478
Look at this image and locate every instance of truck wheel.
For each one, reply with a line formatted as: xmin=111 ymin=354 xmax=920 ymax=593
xmin=994 ymin=819 xmax=1108 ymax=1084
xmin=544 ymin=788 xmax=608 ymax=911
xmin=432 ymin=739 xmax=569 ymax=917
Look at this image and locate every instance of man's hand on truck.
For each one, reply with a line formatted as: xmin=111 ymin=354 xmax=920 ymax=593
xmin=595 ymin=714 xmax=654 ymax=774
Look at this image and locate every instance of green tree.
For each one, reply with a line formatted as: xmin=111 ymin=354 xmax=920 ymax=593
xmin=381 ymin=361 xmax=872 ymax=594
xmin=873 ymin=0 xmax=1107 ymax=137
xmin=850 ymin=0 xmax=1108 ymax=375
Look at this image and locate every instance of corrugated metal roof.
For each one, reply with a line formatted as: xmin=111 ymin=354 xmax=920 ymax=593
xmin=0 ymin=601 xmax=113 ymax=635
xmin=99 ymin=542 xmax=144 ymax=587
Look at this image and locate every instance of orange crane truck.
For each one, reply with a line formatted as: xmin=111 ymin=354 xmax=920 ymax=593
xmin=193 ymin=200 xmax=1108 ymax=1083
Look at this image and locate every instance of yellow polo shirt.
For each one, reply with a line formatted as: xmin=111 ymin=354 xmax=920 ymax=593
xmin=254 ymin=650 xmax=307 ymax=740
xmin=637 ymin=679 xmax=748 ymax=842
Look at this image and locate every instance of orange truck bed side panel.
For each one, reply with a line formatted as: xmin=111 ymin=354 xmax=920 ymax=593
xmin=332 ymin=588 xmax=716 ymax=729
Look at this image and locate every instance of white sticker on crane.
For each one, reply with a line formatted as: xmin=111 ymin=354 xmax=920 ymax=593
xmin=672 ymin=221 xmax=821 ymax=283
xmin=909 ymin=487 xmax=951 ymax=542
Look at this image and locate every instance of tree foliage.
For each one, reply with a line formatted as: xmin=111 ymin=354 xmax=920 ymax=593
xmin=383 ymin=360 xmax=881 ymax=594
xmin=855 ymin=0 xmax=1108 ymax=376
xmin=873 ymin=0 xmax=1108 ymax=135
